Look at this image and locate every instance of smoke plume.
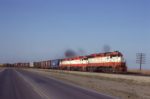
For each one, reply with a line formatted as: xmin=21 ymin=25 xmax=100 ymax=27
xmin=65 ymin=49 xmax=77 ymax=58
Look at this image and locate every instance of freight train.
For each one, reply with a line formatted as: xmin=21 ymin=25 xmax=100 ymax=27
xmin=5 ymin=51 xmax=127 ymax=73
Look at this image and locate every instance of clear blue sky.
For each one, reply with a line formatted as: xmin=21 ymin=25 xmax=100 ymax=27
xmin=0 ymin=0 xmax=150 ymax=69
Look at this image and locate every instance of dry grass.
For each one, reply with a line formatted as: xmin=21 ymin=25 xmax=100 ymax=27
xmin=128 ymin=69 xmax=150 ymax=75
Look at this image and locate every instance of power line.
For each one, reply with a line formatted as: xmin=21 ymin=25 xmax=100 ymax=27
xmin=136 ymin=53 xmax=146 ymax=71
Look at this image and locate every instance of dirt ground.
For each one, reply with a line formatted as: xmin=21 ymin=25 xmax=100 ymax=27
xmin=25 ymin=69 xmax=150 ymax=99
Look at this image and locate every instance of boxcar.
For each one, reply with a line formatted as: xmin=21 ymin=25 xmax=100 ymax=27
xmin=50 ymin=59 xmax=60 ymax=69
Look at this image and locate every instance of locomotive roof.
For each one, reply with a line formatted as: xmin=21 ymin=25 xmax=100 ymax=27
xmin=87 ymin=51 xmax=123 ymax=57
xmin=62 ymin=51 xmax=123 ymax=60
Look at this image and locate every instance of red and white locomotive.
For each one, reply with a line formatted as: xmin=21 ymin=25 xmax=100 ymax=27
xmin=60 ymin=51 xmax=127 ymax=72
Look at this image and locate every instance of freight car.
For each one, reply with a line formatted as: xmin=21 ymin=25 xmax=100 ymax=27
xmin=33 ymin=62 xmax=41 ymax=68
xmin=60 ymin=51 xmax=127 ymax=73
xmin=50 ymin=59 xmax=60 ymax=69
xmin=40 ymin=61 xmax=51 ymax=69
xmin=13 ymin=62 xmax=30 ymax=68
xmin=33 ymin=60 xmax=51 ymax=69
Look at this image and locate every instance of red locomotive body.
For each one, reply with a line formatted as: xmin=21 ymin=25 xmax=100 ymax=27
xmin=60 ymin=56 xmax=87 ymax=71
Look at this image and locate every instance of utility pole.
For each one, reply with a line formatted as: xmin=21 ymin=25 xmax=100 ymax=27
xmin=136 ymin=53 xmax=146 ymax=71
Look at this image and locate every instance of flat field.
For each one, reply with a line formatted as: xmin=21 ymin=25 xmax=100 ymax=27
xmin=128 ymin=69 xmax=150 ymax=75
